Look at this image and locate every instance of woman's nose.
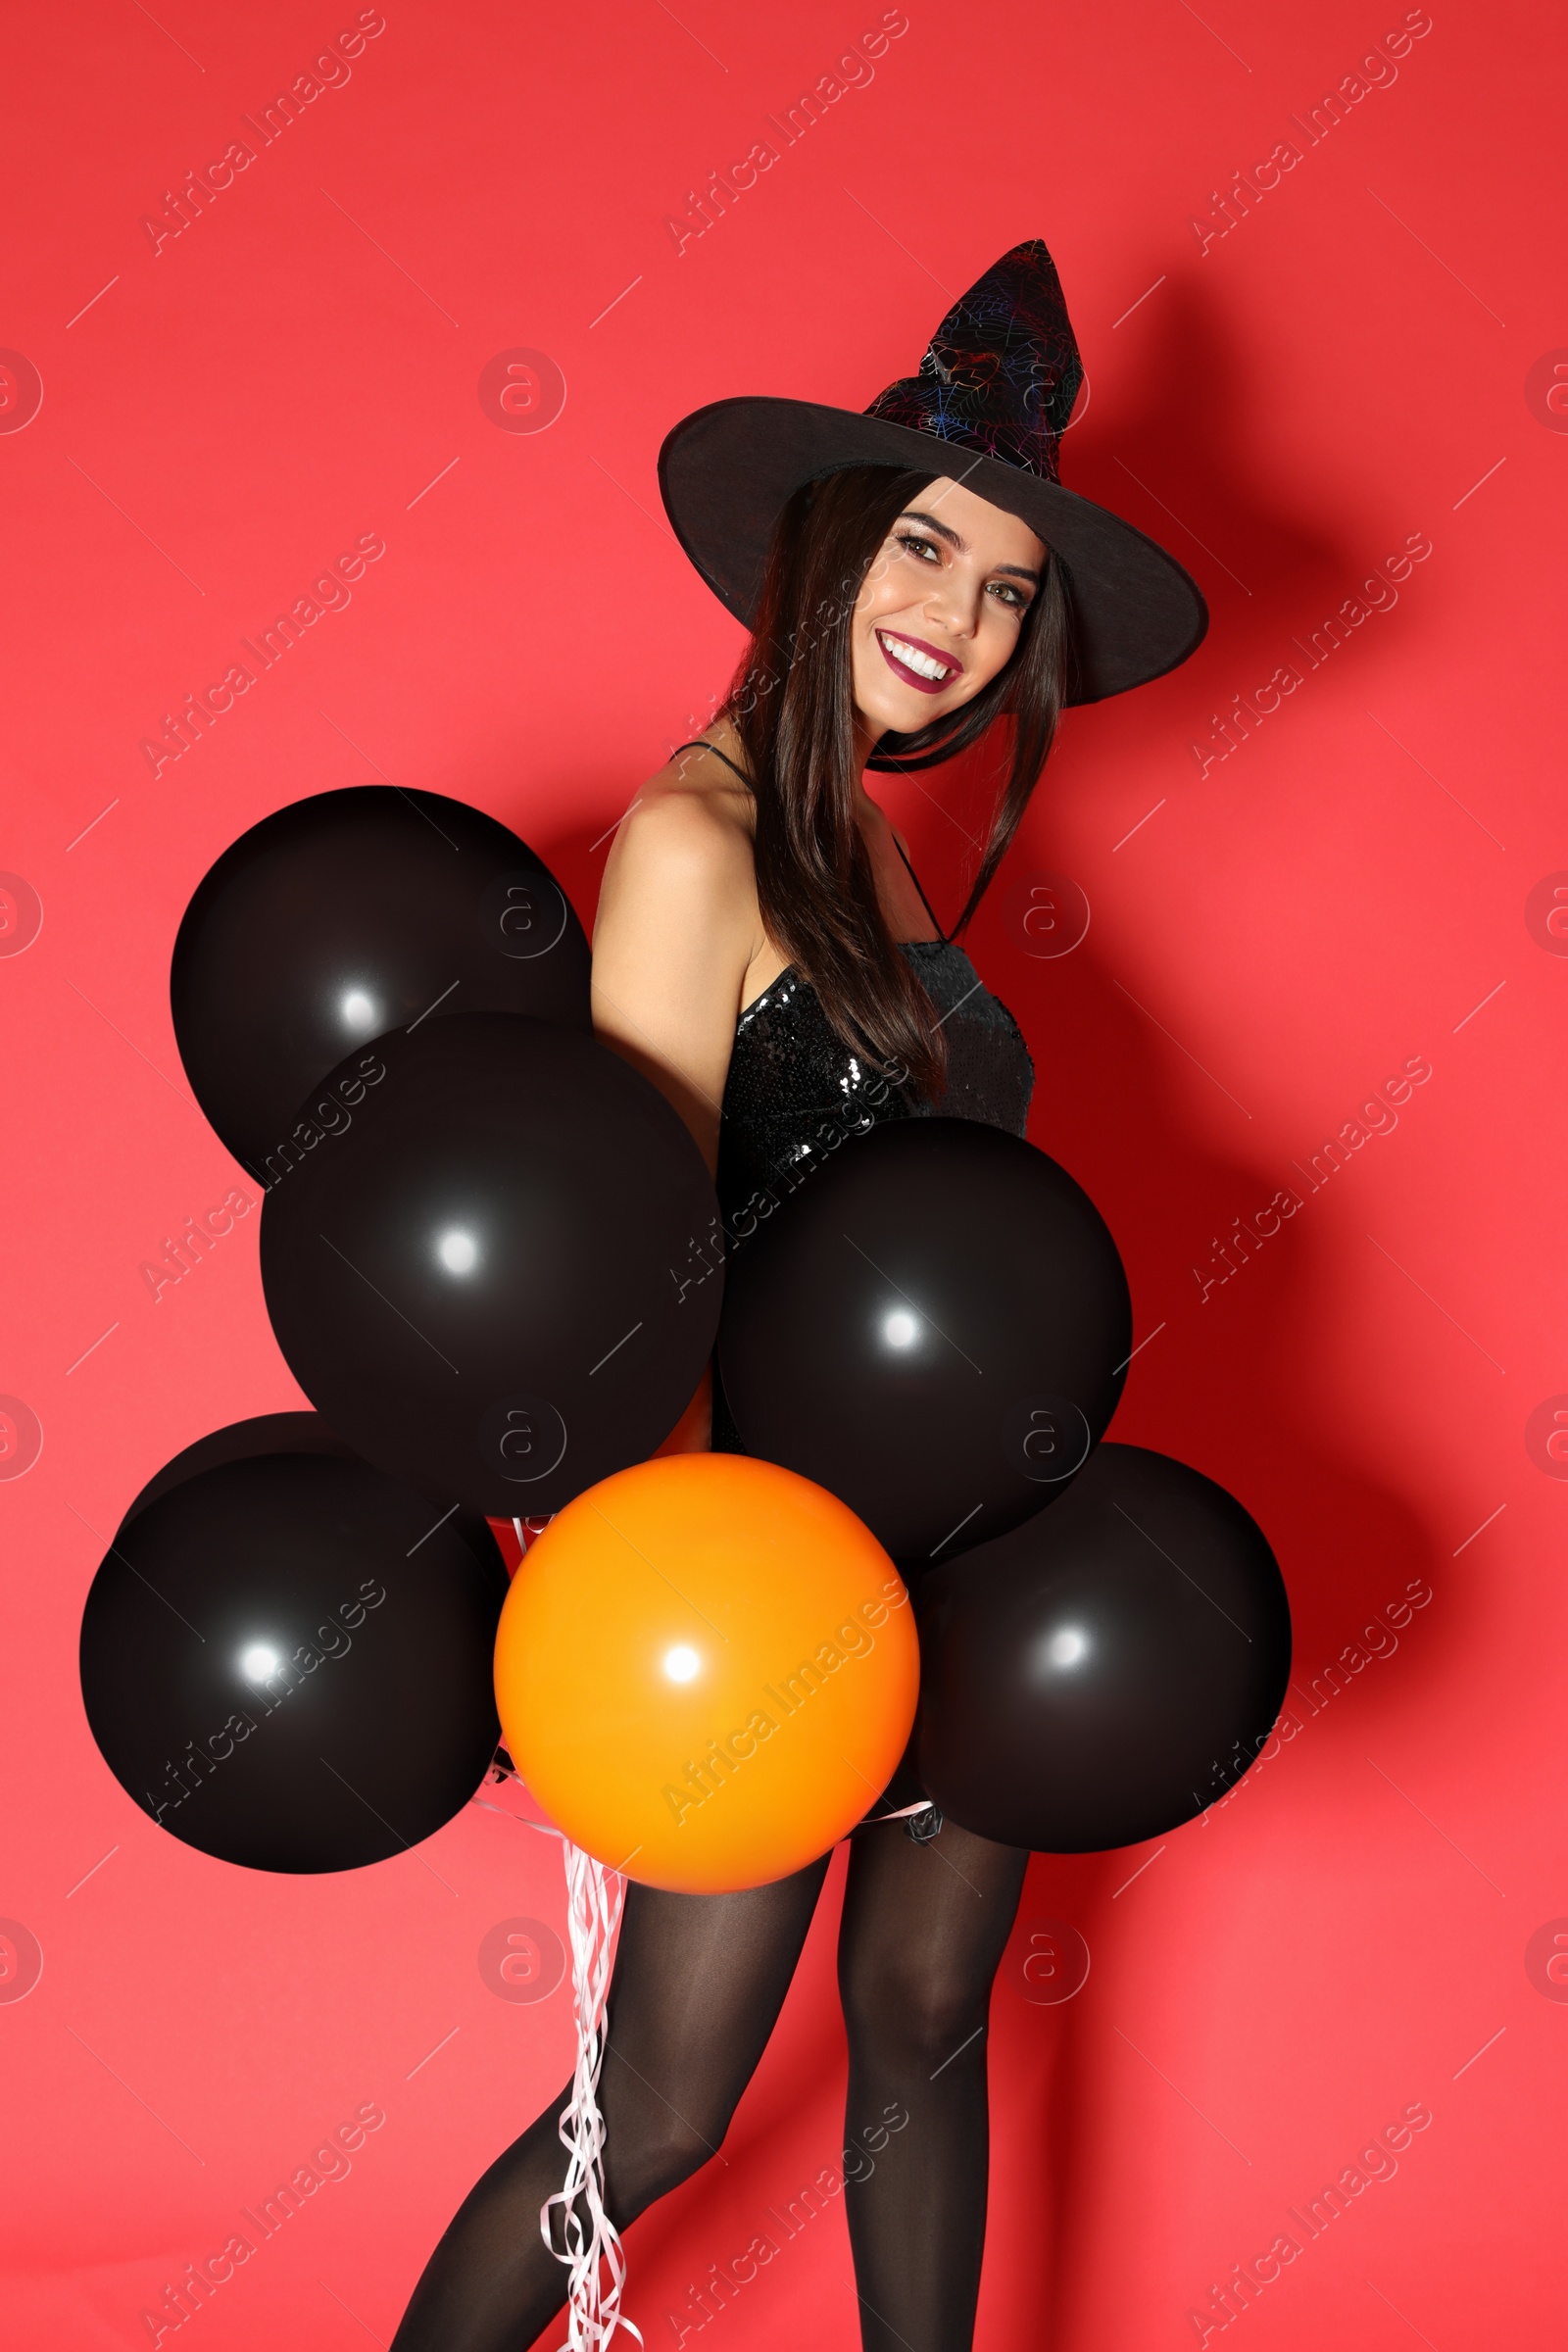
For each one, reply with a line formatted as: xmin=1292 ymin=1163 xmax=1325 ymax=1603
xmin=923 ymin=583 xmax=980 ymax=640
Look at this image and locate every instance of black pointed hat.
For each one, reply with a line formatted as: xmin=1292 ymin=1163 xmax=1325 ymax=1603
xmin=658 ymin=239 xmax=1206 ymax=705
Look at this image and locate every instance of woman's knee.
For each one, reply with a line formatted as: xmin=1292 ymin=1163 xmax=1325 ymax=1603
xmin=599 ymin=2045 xmax=739 ymax=2215
xmin=604 ymin=2104 xmax=724 ymax=2215
xmin=841 ymin=1951 xmax=991 ymax=2076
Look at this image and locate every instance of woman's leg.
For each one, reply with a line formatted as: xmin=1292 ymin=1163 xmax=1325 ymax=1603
xmin=392 ymin=1855 xmax=831 ymax=2352
xmin=837 ymin=1819 xmax=1030 ymax=2352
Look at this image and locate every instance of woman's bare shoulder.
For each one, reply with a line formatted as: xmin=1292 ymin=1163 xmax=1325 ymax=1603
xmin=600 ymin=740 xmax=757 ymax=910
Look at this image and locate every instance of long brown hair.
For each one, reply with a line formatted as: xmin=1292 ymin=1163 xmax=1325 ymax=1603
xmin=719 ymin=464 xmax=1072 ymax=1099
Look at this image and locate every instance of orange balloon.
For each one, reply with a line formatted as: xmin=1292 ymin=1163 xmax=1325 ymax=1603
xmin=493 ymin=1454 xmax=919 ymax=1892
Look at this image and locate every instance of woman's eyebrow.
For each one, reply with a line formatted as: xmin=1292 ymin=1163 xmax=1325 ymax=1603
xmin=898 ymin=508 xmax=963 ymax=549
xmin=897 ymin=511 xmax=1040 ymax=586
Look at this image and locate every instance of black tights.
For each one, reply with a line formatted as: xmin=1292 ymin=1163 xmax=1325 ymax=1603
xmin=392 ymin=1818 xmax=1028 ymax=2352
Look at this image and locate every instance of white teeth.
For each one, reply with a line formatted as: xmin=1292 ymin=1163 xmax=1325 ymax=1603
xmin=880 ymin=631 xmax=953 ymax=682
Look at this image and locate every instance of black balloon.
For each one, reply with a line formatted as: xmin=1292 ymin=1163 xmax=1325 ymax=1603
xmin=915 ymin=1443 xmax=1292 ymax=1852
xmin=171 ymin=786 xmax=590 ymax=1177
xmin=260 ymin=1011 xmax=722 ymax=1517
xmin=717 ymin=1117 xmax=1130 ymax=1561
xmin=122 ymin=1409 xmax=360 ymax=1523
xmin=80 ymin=1450 xmax=509 ymax=1873
xmin=120 ymin=1410 xmax=500 ymax=1575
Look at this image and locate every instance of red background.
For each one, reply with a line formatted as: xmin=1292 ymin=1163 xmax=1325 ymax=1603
xmin=2 ymin=0 xmax=1564 ymax=2343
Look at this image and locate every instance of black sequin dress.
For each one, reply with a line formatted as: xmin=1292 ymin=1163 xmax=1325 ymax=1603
xmin=715 ymin=939 xmax=1034 ymax=1250
xmin=672 ymin=747 xmax=1036 ymax=1451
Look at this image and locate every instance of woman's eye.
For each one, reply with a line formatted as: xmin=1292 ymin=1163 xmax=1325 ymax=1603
xmin=989 ymin=581 xmax=1028 ymax=610
xmin=897 ymin=532 xmax=940 ymax=563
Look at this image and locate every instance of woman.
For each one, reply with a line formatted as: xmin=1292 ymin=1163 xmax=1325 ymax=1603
xmin=394 ymin=239 xmax=1204 ymax=2352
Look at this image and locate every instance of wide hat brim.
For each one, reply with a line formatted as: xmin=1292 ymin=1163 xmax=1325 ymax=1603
xmin=659 ymin=397 xmax=1208 ymax=707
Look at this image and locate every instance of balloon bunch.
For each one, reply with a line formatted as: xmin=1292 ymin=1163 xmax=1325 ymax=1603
xmin=80 ymin=779 xmax=1290 ymax=1886
xmin=713 ymin=1114 xmax=1293 ymax=1851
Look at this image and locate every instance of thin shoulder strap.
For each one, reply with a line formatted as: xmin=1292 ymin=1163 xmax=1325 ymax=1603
xmin=672 ymin=739 xmax=753 ymax=788
xmin=891 ymin=834 xmax=949 ymax=945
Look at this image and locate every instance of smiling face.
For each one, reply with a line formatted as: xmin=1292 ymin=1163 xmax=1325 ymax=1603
xmin=849 ymin=476 xmax=1047 ymax=742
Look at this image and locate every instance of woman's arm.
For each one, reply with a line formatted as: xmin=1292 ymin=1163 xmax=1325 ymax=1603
xmin=590 ymin=770 xmax=761 ymax=1453
xmin=590 ymin=773 xmax=760 ymax=1176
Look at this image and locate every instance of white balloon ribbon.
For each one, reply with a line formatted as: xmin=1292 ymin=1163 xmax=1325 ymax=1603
xmin=473 ymin=1788 xmax=642 ymax=2350
xmin=547 ymin=1835 xmax=642 ymax=2350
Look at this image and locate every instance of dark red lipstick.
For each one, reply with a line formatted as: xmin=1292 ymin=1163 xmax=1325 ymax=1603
xmin=875 ymin=629 xmax=963 ymax=694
